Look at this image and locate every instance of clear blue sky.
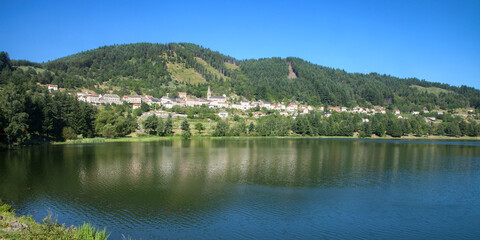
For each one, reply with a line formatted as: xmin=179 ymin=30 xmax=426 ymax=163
xmin=2 ymin=0 xmax=479 ymax=89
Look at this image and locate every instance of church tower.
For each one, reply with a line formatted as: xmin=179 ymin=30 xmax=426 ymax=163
xmin=207 ymin=85 xmax=211 ymax=100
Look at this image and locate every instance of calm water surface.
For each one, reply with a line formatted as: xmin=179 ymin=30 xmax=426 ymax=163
xmin=1 ymin=138 xmax=479 ymax=239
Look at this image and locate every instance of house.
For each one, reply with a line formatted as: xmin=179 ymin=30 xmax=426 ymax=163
xmin=77 ymin=92 xmax=88 ymax=102
xmin=299 ymin=107 xmax=309 ymax=114
xmin=101 ymin=94 xmax=122 ymax=104
xmin=261 ymin=101 xmax=271 ymax=110
xmin=132 ymin=104 xmax=141 ymax=110
xmin=412 ymin=111 xmax=420 ymax=115
xmin=240 ymin=100 xmax=250 ymax=110
xmin=362 ymin=118 xmax=370 ymax=123
xmin=330 ymin=107 xmax=341 ymax=112
xmin=86 ymin=94 xmax=100 ymax=104
xmin=286 ymin=102 xmax=298 ymax=112
xmin=210 ymin=95 xmax=227 ymax=103
xmin=125 ymin=95 xmax=142 ymax=104
xmin=161 ymin=96 xmax=172 ymax=105
xmin=47 ymin=84 xmax=58 ymax=92
xmin=393 ymin=110 xmax=401 ymax=115
xmin=186 ymin=97 xmax=197 ymax=107
xmin=178 ymin=92 xmax=187 ymax=99
xmin=218 ymin=111 xmax=229 ymax=118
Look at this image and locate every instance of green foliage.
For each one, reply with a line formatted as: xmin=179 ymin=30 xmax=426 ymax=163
xmin=143 ymin=115 xmax=158 ymax=135
xmin=100 ymin=124 xmax=116 ymax=138
xmin=181 ymin=119 xmax=191 ymax=139
xmin=62 ymin=127 xmax=77 ymax=140
xmin=156 ymin=118 xmax=165 ymax=136
xmin=95 ymin=105 xmax=136 ymax=138
xmin=0 ymin=200 xmax=13 ymax=213
xmin=1 ymin=200 xmax=109 ymax=240
xmin=248 ymin=122 xmax=255 ymax=134
xmin=255 ymin=114 xmax=292 ymax=136
xmin=213 ymin=120 xmax=230 ymax=136
xmin=230 ymin=121 xmax=247 ymax=136
xmin=194 ymin=122 xmax=205 ymax=134
xmin=141 ymin=102 xmax=150 ymax=112
xmin=386 ymin=119 xmax=403 ymax=137
xmin=73 ymin=223 xmax=109 ymax=240
xmin=0 ymin=83 xmax=96 ymax=145
xmin=164 ymin=115 xmax=173 ymax=136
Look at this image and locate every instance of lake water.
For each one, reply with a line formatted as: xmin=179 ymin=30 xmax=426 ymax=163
xmin=1 ymin=138 xmax=480 ymax=239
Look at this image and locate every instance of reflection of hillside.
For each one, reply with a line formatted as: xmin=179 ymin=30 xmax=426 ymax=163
xmin=1 ymin=139 xmax=479 ymax=203
xmin=74 ymin=140 xmax=480 ymax=191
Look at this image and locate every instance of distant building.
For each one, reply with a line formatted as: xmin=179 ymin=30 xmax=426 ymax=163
xmin=101 ymin=94 xmax=122 ymax=104
xmin=125 ymin=95 xmax=142 ymax=104
xmin=47 ymin=84 xmax=58 ymax=92
xmin=330 ymin=107 xmax=341 ymax=112
xmin=178 ymin=92 xmax=187 ymax=99
xmin=86 ymin=94 xmax=100 ymax=104
xmin=218 ymin=111 xmax=229 ymax=118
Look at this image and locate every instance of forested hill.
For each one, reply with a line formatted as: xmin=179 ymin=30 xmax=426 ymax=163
xmin=2 ymin=43 xmax=479 ymax=111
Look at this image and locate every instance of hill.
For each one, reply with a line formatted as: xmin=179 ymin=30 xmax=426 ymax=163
xmin=1 ymin=43 xmax=479 ymax=112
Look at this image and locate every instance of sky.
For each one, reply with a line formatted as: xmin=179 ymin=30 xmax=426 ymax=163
xmin=2 ymin=0 xmax=479 ymax=89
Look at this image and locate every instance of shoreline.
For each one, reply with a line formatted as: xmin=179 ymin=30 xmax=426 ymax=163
xmin=54 ymin=135 xmax=480 ymax=145
xmin=0 ymin=200 xmax=109 ymax=239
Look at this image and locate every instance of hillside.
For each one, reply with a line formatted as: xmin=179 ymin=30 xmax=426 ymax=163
xmin=1 ymin=43 xmax=479 ymax=112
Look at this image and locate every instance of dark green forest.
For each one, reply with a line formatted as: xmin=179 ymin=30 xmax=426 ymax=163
xmin=7 ymin=42 xmax=476 ymax=111
xmin=1 ymin=43 xmax=480 ymax=146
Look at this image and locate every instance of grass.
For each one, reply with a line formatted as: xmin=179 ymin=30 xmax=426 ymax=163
xmin=224 ymin=62 xmax=239 ymax=70
xmin=410 ymin=85 xmax=455 ymax=95
xmin=18 ymin=66 xmax=46 ymax=74
xmin=54 ymin=134 xmax=480 ymax=145
xmin=0 ymin=200 xmax=109 ymax=240
xmin=195 ymin=57 xmax=230 ymax=80
xmin=166 ymin=62 xmax=205 ymax=85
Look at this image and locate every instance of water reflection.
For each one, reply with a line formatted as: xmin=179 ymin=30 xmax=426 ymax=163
xmin=1 ymin=139 xmax=479 ymax=196
xmin=0 ymin=139 xmax=479 ymax=239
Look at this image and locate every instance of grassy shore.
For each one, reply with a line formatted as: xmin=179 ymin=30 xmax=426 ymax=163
xmin=0 ymin=200 xmax=109 ymax=239
xmin=54 ymin=134 xmax=480 ymax=145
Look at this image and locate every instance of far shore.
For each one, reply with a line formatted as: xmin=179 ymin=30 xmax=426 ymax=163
xmin=54 ymin=135 xmax=480 ymax=145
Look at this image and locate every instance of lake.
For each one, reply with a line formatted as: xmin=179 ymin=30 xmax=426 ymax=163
xmin=1 ymin=138 xmax=480 ymax=239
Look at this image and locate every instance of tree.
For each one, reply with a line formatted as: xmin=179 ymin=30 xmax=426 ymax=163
xmin=444 ymin=122 xmax=461 ymax=137
xmin=386 ymin=119 xmax=403 ymax=137
xmin=141 ymin=102 xmax=150 ymax=112
xmin=143 ymin=115 xmax=158 ymax=135
xmin=62 ymin=127 xmax=77 ymax=140
xmin=194 ymin=122 xmax=205 ymax=134
xmin=213 ymin=120 xmax=230 ymax=136
xmin=156 ymin=118 xmax=165 ymax=136
xmin=231 ymin=121 xmax=247 ymax=136
xmin=0 ymin=52 xmax=12 ymax=71
xmin=0 ymin=84 xmax=30 ymax=145
xmin=248 ymin=122 xmax=255 ymax=134
xmin=164 ymin=115 xmax=173 ymax=136
xmin=101 ymin=123 xmax=116 ymax=138
xmin=181 ymin=119 xmax=191 ymax=139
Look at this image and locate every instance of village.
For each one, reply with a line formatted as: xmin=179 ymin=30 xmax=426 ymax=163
xmin=45 ymin=84 xmax=474 ymax=121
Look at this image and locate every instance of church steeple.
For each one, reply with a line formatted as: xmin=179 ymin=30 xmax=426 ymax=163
xmin=207 ymin=85 xmax=211 ymax=100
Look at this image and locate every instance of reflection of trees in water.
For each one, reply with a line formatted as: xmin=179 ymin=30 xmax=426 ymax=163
xmin=1 ymin=140 xmax=479 ymax=203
